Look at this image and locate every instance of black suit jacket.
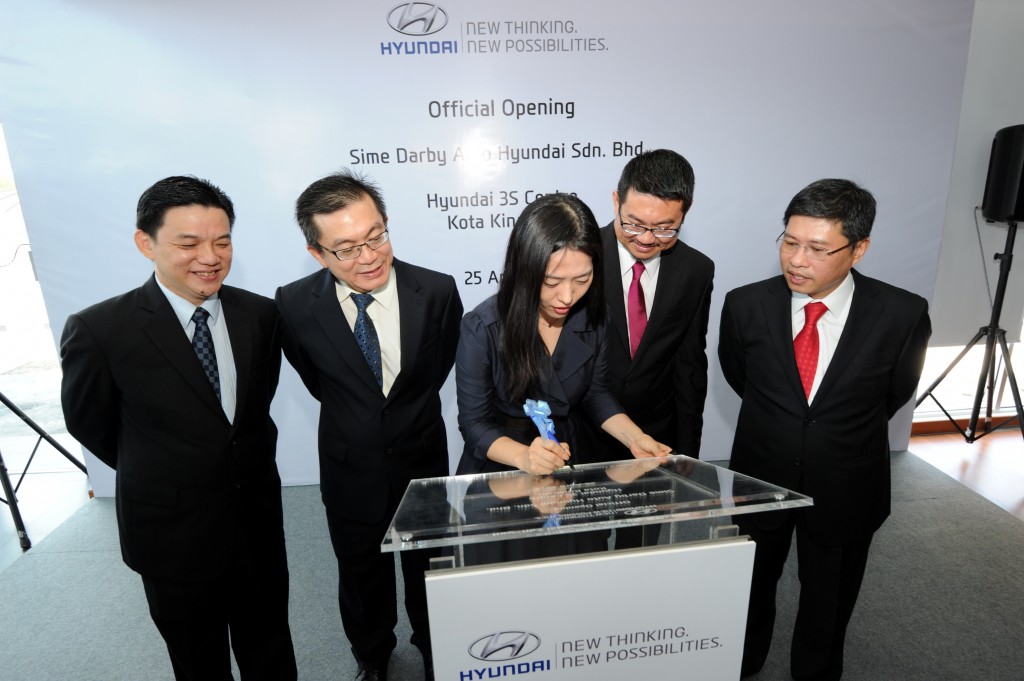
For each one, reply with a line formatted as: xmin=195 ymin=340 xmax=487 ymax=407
xmin=275 ymin=259 xmax=462 ymax=524
xmin=598 ymin=224 xmax=714 ymax=456
xmin=718 ymin=269 xmax=931 ymax=545
xmin=60 ymin=275 xmax=285 ymax=582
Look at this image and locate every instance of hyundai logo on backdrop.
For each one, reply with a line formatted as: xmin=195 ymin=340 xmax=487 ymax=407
xmin=387 ymin=3 xmax=448 ymax=35
xmin=468 ymin=631 xmax=542 ymax=661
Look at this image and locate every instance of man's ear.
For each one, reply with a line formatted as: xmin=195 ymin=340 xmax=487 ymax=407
xmin=307 ymin=244 xmax=329 ymax=269
xmin=134 ymin=230 xmax=154 ymax=260
xmin=851 ymin=237 xmax=870 ymax=265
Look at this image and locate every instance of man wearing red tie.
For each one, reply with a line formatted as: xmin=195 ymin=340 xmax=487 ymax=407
xmin=719 ymin=179 xmax=931 ymax=680
xmin=594 ymin=149 xmax=715 ymax=461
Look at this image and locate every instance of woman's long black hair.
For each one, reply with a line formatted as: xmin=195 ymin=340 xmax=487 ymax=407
xmin=496 ymin=193 xmax=605 ymax=404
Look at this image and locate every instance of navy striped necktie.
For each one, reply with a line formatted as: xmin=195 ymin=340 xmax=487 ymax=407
xmin=351 ymin=293 xmax=383 ymax=388
xmin=191 ymin=307 xmax=221 ymax=399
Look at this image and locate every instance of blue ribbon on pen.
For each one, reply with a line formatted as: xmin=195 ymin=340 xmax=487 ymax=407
xmin=523 ymin=399 xmax=574 ymax=470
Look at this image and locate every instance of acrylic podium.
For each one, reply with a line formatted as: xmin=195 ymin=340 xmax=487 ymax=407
xmin=382 ymin=455 xmax=811 ymax=681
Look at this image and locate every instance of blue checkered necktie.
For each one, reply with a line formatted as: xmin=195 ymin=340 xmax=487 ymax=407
xmin=191 ymin=307 xmax=221 ymax=400
xmin=351 ymin=293 xmax=383 ymax=389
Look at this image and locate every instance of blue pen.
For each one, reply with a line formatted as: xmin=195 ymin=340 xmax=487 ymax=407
xmin=523 ymin=399 xmax=574 ymax=470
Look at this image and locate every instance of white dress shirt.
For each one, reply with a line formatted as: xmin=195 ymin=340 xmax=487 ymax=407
xmin=790 ymin=272 xmax=855 ymax=403
xmin=156 ymin=279 xmax=237 ymax=423
xmin=334 ymin=270 xmax=401 ymax=396
xmin=615 ymin=239 xmax=663 ymax=319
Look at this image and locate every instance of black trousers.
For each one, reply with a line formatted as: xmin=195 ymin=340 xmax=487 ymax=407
xmin=326 ymin=509 xmax=436 ymax=669
xmin=140 ymin=534 xmax=296 ymax=681
xmin=738 ymin=513 xmax=873 ymax=681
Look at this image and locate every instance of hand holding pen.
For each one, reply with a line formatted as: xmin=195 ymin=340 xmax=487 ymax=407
xmin=523 ymin=399 xmax=574 ymax=472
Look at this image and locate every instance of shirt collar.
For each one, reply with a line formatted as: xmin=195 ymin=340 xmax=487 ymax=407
xmin=615 ymin=239 xmax=662 ymax=278
xmin=336 ymin=267 xmax=398 ymax=311
xmin=154 ymin=276 xmax=223 ymax=328
xmin=790 ymin=270 xmax=855 ymax=318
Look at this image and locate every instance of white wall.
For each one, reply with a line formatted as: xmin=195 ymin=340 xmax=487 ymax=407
xmin=931 ymin=0 xmax=1024 ymax=347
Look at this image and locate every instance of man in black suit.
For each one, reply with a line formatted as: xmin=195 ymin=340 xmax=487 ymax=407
xmin=595 ymin=149 xmax=714 ymax=460
xmin=719 ymin=179 xmax=931 ymax=680
xmin=275 ymin=171 xmax=462 ymax=681
xmin=60 ymin=176 xmax=297 ymax=681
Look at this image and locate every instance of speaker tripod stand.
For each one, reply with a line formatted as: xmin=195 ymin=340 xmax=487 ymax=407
xmin=916 ymin=220 xmax=1024 ymax=443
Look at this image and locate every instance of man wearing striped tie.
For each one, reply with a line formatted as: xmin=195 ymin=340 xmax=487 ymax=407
xmin=275 ymin=171 xmax=462 ymax=681
xmin=719 ymin=179 xmax=931 ymax=680
xmin=60 ymin=176 xmax=297 ymax=680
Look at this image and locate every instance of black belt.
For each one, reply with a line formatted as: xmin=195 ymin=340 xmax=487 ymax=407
xmin=496 ymin=413 xmax=535 ymax=433
xmin=496 ymin=412 xmax=569 ymax=437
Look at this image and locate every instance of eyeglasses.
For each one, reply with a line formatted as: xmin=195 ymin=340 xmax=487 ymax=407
xmin=318 ymin=230 xmax=390 ymax=261
xmin=777 ymin=233 xmax=852 ymax=261
xmin=618 ymin=210 xmax=680 ymax=239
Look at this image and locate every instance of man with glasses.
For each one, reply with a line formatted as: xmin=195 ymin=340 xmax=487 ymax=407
xmin=719 ymin=178 xmax=931 ymax=680
xmin=593 ymin=149 xmax=714 ymax=465
xmin=275 ymin=171 xmax=462 ymax=681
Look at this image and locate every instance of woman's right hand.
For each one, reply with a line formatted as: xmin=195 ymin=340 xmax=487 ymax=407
xmin=518 ymin=437 xmax=571 ymax=475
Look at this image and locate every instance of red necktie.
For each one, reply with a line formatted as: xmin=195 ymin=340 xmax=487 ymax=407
xmin=794 ymin=302 xmax=828 ymax=399
xmin=628 ymin=260 xmax=647 ymax=358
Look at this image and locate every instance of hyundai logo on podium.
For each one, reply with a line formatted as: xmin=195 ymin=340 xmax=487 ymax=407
xmin=468 ymin=631 xmax=542 ymax=661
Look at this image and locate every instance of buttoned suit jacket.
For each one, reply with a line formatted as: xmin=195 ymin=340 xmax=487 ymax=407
xmin=60 ymin=275 xmax=285 ymax=582
xmin=275 ymin=259 xmax=462 ymax=524
xmin=597 ymin=224 xmax=714 ymax=457
xmin=718 ymin=269 xmax=930 ymax=545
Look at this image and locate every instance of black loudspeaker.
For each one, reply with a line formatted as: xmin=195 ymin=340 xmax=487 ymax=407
xmin=981 ymin=124 xmax=1024 ymax=223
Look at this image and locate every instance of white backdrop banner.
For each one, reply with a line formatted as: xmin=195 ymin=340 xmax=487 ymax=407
xmin=0 ymin=0 xmax=974 ymax=494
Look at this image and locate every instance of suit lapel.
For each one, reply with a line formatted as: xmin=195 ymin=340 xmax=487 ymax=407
xmin=309 ymin=269 xmax=383 ymax=394
xmin=393 ymin=261 xmax=425 ymax=398
xmin=546 ymin=308 xmax=594 ymax=408
xmin=220 ymin=288 xmax=251 ymax=426
xmin=763 ymin=276 xmax=808 ymax=403
xmin=812 ymin=270 xmax=881 ymax=408
xmin=635 ymin=242 xmax=686 ymax=361
xmin=138 ymin=276 xmax=225 ymax=417
xmin=601 ymin=226 xmax=630 ymax=357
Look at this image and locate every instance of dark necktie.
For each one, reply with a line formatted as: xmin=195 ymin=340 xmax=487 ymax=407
xmin=351 ymin=293 xmax=383 ymax=389
xmin=191 ymin=307 xmax=220 ymax=400
xmin=794 ymin=302 xmax=828 ymax=399
xmin=627 ymin=260 xmax=647 ymax=358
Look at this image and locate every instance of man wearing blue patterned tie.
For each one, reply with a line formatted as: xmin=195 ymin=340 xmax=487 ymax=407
xmin=59 ymin=176 xmax=296 ymax=681
xmin=275 ymin=170 xmax=463 ymax=681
